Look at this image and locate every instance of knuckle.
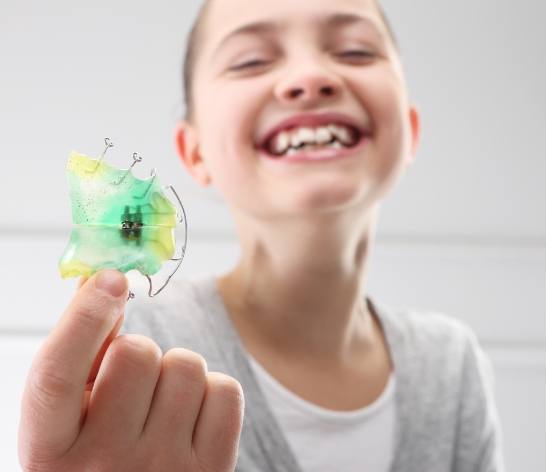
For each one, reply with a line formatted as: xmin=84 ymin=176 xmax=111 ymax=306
xmin=162 ymin=348 xmax=208 ymax=382
xmin=29 ymin=361 xmax=77 ymax=412
xmin=110 ymin=334 xmax=162 ymax=368
xmin=71 ymin=296 xmax=112 ymax=333
xmin=207 ymin=372 xmax=245 ymax=408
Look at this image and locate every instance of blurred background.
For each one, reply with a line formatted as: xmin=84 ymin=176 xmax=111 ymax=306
xmin=1 ymin=0 xmax=545 ymax=469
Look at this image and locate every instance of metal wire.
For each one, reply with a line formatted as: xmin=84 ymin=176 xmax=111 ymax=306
xmin=89 ymin=137 xmax=114 ymax=173
xmin=144 ymin=185 xmax=188 ymax=298
xmin=135 ymin=168 xmax=157 ymax=199
xmin=115 ymin=152 xmax=143 ymax=185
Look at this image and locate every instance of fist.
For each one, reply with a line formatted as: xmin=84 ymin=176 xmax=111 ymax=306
xmin=18 ymin=270 xmax=244 ymax=472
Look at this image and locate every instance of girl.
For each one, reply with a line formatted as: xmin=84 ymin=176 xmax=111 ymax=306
xmin=19 ymin=0 xmax=504 ymax=471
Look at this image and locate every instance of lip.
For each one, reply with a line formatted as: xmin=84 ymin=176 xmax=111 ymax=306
xmin=259 ymin=133 xmax=369 ymax=165
xmin=256 ymin=111 xmax=371 ymax=150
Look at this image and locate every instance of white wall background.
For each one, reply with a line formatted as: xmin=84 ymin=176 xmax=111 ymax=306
xmin=1 ymin=0 xmax=545 ymax=469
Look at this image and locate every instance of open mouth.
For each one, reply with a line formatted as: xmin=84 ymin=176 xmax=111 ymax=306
xmin=259 ymin=123 xmax=366 ymax=159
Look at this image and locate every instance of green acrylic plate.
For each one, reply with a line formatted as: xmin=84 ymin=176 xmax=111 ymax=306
xmin=59 ymin=151 xmax=178 ymax=278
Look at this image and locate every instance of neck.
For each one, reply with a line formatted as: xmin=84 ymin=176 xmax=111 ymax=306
xmin=217 ymin=203 xmax=381 ymax=364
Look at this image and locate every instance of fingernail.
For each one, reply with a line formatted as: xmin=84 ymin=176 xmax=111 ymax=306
xmin=95 ymin=270 xmax=127 ymax=298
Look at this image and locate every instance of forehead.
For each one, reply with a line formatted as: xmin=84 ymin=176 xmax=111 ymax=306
xmin=201 ymin=0 xmax=383 ymax=50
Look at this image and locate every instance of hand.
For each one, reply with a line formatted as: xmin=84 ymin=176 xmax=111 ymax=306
xmin=18 ymin=270 xmax=244 ymax=472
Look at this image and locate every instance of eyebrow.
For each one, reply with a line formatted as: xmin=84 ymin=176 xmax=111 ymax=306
xmin=211 ymin=12 xmax=386 ymax=59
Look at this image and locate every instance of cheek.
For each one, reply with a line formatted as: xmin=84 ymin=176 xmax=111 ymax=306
xmin=194 ymin=80 xmax=266 ymax=205
xmin=373 ymin=107 xmax=413 ymax=199
xmin=202 ymin=76 xmax=269 ymax=111
xmin=351 ymin=68 xmax=408 ymax=151
xmin=198 ymin=124 xmax=259 ymax=208
xmin=345 ymin=69 xmax=412 ymax=192
xmin=199 ymin=79 xmax=269 ymax=162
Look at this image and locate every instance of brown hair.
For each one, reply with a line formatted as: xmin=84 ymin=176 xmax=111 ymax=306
xmin=182 ymin=0 xmax=400 ymax=123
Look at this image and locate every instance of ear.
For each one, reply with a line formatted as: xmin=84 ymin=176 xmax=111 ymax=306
xmin=408 ymin=104 xmax=421 ymax=164
xmin=174 ymin=121 xmax=212 ymax=187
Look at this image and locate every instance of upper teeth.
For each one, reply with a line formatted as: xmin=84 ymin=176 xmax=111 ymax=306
xmin=268 ymin=124 xmax=357 ymax=155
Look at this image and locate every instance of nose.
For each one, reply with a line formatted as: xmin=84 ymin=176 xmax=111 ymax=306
xmin=275 ymin=67 xmax=342 ymax=106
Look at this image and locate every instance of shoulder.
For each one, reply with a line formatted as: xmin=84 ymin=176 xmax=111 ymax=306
xmin=373 ymin=297 xmax=504 ymax=469
xmin=373 ymin=297 xmax=479 ymax=369
xmin=398 ymin=305 xmax=496 ymax=400
xmin=372 ymin=296 xmax=496 ymax=416
xmin=400 ymin=304 xmax=494 ymax=387
xmin=379 ymin=298 xmax=496 ymax=393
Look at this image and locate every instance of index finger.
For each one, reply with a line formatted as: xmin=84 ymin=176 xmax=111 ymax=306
xmin=19 ymin=270 xmax=128 ymax=460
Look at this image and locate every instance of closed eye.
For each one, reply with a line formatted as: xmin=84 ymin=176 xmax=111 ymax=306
xmin=337 ymin=50 xmax=374 ymax=58
xmin=229 ymin=59 xmax=269 ymax=71
xmin=229 ymin=50 xmax=374 ymax=71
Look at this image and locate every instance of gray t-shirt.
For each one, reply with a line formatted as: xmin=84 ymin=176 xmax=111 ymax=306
xmin=121 ymin=275 xmax=505 ymax=472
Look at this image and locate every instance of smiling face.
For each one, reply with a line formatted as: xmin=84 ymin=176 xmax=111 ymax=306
xmin=176 ymin=0 xmax=420 ymax=221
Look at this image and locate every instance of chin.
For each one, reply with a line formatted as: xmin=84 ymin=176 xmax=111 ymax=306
xmin=277 ymin=180 xmax=370 ymax=215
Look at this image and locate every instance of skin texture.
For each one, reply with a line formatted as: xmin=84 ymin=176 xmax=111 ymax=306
xmin=175 ymin=0 xmax=420 ymax=410
xmin=18 ymin=270 xmax=244 ymax=472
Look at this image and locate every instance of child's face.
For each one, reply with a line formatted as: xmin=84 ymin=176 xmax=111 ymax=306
xmin=177 ymin=0 xmax=420 ymax=219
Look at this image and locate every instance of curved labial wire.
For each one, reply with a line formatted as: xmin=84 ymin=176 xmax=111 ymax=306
xmin=142 ymin=184 xmax=188 ymax=298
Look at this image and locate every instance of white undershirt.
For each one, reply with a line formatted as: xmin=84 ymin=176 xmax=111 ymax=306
xmin=247 ymin=355 xmax=397 ymax=472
